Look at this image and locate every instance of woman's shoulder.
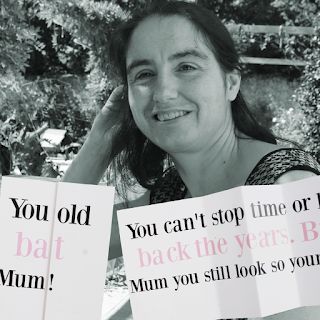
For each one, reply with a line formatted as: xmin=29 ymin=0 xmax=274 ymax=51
xmin=238 ymin=139 xmax=279 ymax=184
xmin=244 ymin=143 xmax=320 ymax=185
xmin=274 ymin=169 xmax=317 ymax=184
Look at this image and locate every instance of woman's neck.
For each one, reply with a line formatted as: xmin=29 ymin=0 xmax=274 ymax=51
xmin=171 ymin=127 xmax=243 ymax=197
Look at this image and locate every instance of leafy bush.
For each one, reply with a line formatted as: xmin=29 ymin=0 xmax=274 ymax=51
xmin=241 ymin=74 xmax=299 ymax=129
xmin=197 ymin=0 xmax=319 ymax=76
xmin=1 ymin=0 xmax=127 ymax=175
xmin=271 ymin=25 xmax=320 ymax=159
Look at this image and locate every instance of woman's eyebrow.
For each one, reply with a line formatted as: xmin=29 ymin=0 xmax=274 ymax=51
xmin=126 ymin=49 xmax=209 ymax=75
xmin=127 ymin=59 xmax=151 ymax=76
xmin=169 ymin=49 xmax=209 ymax=61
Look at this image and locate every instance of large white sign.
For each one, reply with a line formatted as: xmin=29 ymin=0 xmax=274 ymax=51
xmin=0 ymin=177 xmax=114 ymax=320
xmin=118 ymin=175 xmax=320 ymax=319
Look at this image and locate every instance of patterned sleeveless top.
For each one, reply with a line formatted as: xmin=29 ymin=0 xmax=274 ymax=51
xmin=149 ymin=148 xmax=320 ymax=320
xmin=150 ymin=148 xmax=320 ymax=204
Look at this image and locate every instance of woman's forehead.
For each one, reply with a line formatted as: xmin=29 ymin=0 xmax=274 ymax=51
xmin=126 ymin=15 xmax=213 ymax=65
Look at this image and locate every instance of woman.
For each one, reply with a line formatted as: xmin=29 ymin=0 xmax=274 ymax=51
xmin=64 ymin=1 xmax=320 ymax=319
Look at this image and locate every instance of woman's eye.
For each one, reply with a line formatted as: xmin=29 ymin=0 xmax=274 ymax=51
xmin=178 ymin=64 xmax=196 ymax=72
xmin=135 ymin=71 xmax=154 ymax=80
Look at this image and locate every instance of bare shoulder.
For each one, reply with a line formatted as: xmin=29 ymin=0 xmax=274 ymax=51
xmin=238 ymin=138 xmax=280 ymax=182
xmin=275 ymin=170 xmax=317 ymax=184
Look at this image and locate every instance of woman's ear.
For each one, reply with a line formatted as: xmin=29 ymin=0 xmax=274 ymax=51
xmin=226 ymin=70 xmax=241 ymax=102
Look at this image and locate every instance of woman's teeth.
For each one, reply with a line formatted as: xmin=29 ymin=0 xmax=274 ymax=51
xmin=157 ymin=111 xmax=188 ymax=122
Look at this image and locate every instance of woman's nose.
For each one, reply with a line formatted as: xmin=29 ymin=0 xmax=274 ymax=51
xmin=152 ymin=73 xmax=178 ymax=103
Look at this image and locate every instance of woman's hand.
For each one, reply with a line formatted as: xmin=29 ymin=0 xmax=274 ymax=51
xmin=89 ymin=85 xmax=126 ymax=146
xmin=63 ymin=85 xmax=127 ymax=184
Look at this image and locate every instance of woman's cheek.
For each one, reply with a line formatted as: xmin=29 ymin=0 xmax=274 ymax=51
xmin=129 ymin=85 xmax=152 ymax=108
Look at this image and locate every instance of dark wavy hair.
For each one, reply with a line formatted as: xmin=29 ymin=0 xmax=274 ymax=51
xmin=0 ymin=145 xmax=11 ymax=175
xmin=108 ymin=0 xmax=276 ymax=191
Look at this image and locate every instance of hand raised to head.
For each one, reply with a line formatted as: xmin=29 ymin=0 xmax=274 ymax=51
xmin=63 ymin=85 xmax=130 ymax=184
xmin=90 ymin=85 xmax=128 ymax=144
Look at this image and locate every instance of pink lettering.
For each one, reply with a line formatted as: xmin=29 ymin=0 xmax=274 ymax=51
xmin=301 ymin=221 xmax=319 ymax=241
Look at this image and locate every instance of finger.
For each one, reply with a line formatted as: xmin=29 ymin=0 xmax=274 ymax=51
xmin=101 ymin=85 xmax=126 ymax=114
xmin=108 ymin=85 xmax=125 ymax=103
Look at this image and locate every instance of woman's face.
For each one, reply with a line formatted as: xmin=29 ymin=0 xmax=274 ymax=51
xmin=126 ymin=15 xmax=240 ymax=155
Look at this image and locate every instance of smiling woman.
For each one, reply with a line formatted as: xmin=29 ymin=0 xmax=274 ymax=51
xmin=103 ymin=1 xmax=285 ymax=196
xmin=63 ymin=1 xmax=320 ymax=319
xmin=126 ymin=15 xmax=239 ymax=156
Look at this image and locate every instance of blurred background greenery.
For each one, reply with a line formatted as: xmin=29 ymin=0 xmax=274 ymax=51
xmin=1 ymin=0 xmax=319 ymax=178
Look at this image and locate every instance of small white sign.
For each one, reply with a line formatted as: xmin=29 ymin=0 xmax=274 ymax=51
xmin=0 ymin=177 xmax=114 ymax=320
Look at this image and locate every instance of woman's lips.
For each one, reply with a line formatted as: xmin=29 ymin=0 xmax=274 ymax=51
xmin=155 ymin=110 xmax=191 ymax=122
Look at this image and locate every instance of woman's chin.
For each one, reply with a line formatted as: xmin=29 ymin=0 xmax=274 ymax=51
xmin=152 ymin=137 xmax=197 ymax=156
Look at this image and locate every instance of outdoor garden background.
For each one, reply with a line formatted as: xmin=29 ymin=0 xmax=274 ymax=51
xmin=1 ymin=0 xmax=320 ymax=317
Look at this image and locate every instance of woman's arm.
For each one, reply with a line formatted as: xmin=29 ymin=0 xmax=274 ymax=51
xmin=63 ymin=86 xmax=125 ymax=184
xmin=274 ymin=170 xmax=317 ymax=184
xmin=62 ymin=85 xmax=152 ymax=260
xmin=62 ymin=132 xmax=111 ymax=184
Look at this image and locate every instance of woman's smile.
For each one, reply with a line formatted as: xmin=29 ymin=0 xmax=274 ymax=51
xmin=154 ymin=110 xmax=190 ymax=122
xmin=155 ymin=111 xmax=187 ymax=122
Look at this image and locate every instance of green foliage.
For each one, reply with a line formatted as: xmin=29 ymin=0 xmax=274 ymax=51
xmin=199 ymin=0 xmax=284 ymax=25
xmin=34 ymin=0 xmax=127 ymax=72
xmin=271 ymin=25 xmax=320 ymax=158
xmin=1 ymin=0 xmax=127 ymax=175
xmin=197 ymin=0 xmax=317 ymax=76
xmin=33 ymin=78 xmax=92 ymax=136
xmin=32 ymin=0 xmax=128 ymax=109
xmin=0 ymin=0 xmax=42 ymax=74
xmin=268 ymin=0 xmax=319 ymax=62
xmin=115 ymin=0 xmax=152 ymax=11
xmin=271 ymin=0 xmax=319 ymax=27
xmin=241 ymin=74 xmax=299 ymax=129
xmin=293 ymin=27 xmax=320 ymax=157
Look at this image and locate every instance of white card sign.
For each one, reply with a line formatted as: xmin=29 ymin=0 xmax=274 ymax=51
xmin=118 ymin=175 xmax=320 ymax=319
xmin=0 ymin=177 xmax=114 ymax=320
